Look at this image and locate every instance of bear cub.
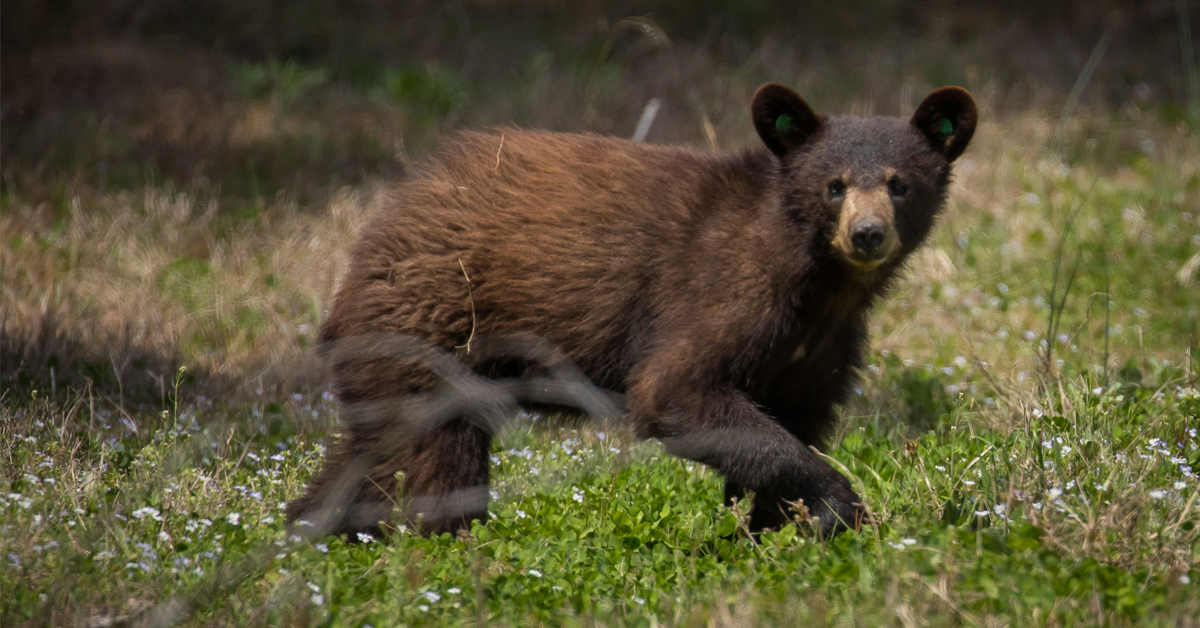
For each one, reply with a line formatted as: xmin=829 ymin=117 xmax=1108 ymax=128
xmin=288 ymin=83 xmax=977 ymax=538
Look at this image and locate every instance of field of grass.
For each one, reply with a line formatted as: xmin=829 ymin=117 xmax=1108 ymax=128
xmin=4 ymin=6 xmax=1200 ymax=626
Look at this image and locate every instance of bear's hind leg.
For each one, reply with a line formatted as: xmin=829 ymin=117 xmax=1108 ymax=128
xmin=285 ymin=436 xmax=396 ymax=537
xmin=285 ymin=417 xmax=493 ymax=538
xmin=401 ymin=417 xmax=493 ymax=536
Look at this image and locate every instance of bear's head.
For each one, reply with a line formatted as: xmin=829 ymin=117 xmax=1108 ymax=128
xmin=751 ymin=83 xmax=977 ymax=277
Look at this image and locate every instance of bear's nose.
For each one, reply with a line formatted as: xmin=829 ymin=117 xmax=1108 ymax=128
xmin=850 ymin=222 xmax=887 ymax=258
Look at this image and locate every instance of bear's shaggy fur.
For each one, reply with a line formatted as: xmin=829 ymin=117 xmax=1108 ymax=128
xmin=287 ymin=83 xmax=976 ymax=537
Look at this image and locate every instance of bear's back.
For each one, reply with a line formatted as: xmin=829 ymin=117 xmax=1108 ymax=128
xmin=322 ymin=131 xmax=773 ymax=388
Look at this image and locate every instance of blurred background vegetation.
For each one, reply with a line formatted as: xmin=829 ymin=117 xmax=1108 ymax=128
xmin=2 ymin=0 xmax=1198 ymax=406
xmin=3 ymin=0 xmax=1197 ymax=200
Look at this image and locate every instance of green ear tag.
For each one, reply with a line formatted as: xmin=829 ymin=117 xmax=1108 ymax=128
xmin=938 ymin=117 xmax=954 ymax=141
xmin=775 ymin=114 xmax=793 ymax=132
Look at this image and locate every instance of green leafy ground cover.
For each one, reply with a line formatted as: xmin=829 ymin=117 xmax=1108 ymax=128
xmin=2 ymin=373 xmax=1198 ymax=626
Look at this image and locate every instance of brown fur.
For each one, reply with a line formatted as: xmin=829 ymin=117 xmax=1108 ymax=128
xmin=287 ymin=83 xmax=977 ymax=537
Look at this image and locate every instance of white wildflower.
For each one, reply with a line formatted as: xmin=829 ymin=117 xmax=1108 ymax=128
xmin=132 ymin=507 xmax=162 ymax=521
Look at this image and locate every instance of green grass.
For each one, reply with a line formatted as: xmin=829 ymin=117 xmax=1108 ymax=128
xmin=5 ymin=114 xmax=1200 ymax=625
xmin=2 ymin=374 xmax=1198 ymax=626
xmin=4 ymin=14 xmax=1200 ymax=624
xmin=5 ymin=122 xmax=1200 ymax=625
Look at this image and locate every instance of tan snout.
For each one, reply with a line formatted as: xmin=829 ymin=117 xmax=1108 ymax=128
xmin=832 ymin=186 xmax=901 ymax=270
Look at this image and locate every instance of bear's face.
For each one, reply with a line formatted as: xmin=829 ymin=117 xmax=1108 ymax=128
xmin=751 ymin=83 xmax=977 ymax=275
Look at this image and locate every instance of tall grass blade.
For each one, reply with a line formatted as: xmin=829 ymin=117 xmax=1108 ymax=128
xmin=632 ymin=98 xmax=662 ymax=143
xmin=1179 ymin=0 xmax=1200 ymax=125
xmin=1102 ymin=239 xmax=1111 ymax=384
xmin=1051 ymin=29 xmax=1114 ymax=154
xmin=1043 ymin=181 xmax=1096 ymax=382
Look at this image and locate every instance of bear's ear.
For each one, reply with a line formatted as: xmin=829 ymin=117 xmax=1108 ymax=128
xmin=911 ymin=86 xmax=977 ymax=162
xmin=751 ymin=83 xmax=823 ymax=159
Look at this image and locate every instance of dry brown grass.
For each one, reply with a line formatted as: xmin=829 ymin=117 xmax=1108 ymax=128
xmin=4 ymin=99 xmax=1198 ymax=408
xmin=1 ymin=184 xmax=377 ymax=401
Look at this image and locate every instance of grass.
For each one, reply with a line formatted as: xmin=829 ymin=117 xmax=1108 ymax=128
xmin=3 ymin=13 xmax=1200 ymax=625
xmin=2 ymin=365 xmax=1198 ymax=625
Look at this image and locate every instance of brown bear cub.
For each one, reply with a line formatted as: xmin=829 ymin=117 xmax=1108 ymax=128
xmin=288 ymin=83 xmax=976 ymax=538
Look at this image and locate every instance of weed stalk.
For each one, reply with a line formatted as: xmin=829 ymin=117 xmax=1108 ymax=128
xmin=1050 ymin=29 xmax=1114 ymax=154
xmin=1179 ymin=0 xmax=1200 ymax=125
xmin=1043 ymin=181 xmax=1095 ymax=384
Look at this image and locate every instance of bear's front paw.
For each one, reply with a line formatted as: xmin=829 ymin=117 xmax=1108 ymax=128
xmin=769 ymin=473 xmax=868 ymax=536
xmin=746 ymin=486 xmax=867 ymax=535
xmin=806 ymin=491 xmax=868 ymax=536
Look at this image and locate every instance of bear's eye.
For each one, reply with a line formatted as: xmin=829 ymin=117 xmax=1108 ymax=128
xmin=887 ymin=177 xmax=908 ymax=197
xmin=826 ymin=179 xmax=846 ymax=199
